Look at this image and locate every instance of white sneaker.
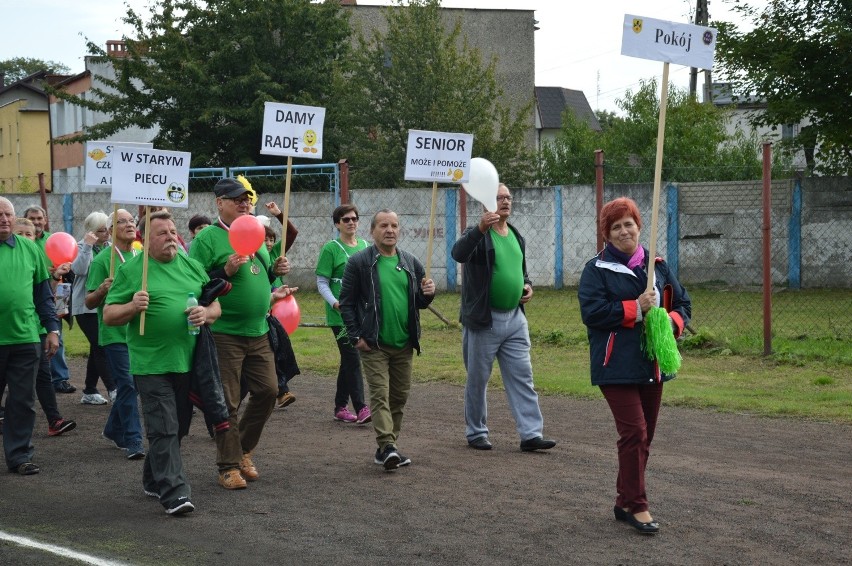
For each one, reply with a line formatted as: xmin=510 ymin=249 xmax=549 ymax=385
xmin=108 ymin=389 xmax=117 ymax=403
xmin=81 ymin=392 xmax=108 ymax=405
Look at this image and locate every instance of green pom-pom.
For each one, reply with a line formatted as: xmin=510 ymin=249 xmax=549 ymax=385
xmin=643 ymin=307 xmax=681 ymax=375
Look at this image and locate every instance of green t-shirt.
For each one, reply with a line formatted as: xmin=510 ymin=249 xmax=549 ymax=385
xmin=377 ymin=254 xmax=410 ymax=348
xmin=489 ymin=228 xmax=524 ymax=310
xmin=34 ymin=230 xmax=50 ymax=252
xmin=315 ymin=238 xmax=368 ymax=326
xmin=189 ymin=221 xmax=272 ymax=337
xmin=87 ymin=246 xmax=139 ymax=346
xmin=106 ymin=252 xmax=209 ymax=375
xmin=0 ymin=236 xmax=50 ymax=345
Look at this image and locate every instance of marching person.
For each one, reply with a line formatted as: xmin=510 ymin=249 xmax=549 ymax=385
xmin=104 ymin=210 xmax=221 ymax=515
xmin=189 ymin=178 xmax=290 ymax=489
xmin=578 ymin=197 xmax=691 ymax=535
xmin=339 ymin=209 xmax=435 ymax=471
xmin=451 ymin=184 xmax=555 ymax=453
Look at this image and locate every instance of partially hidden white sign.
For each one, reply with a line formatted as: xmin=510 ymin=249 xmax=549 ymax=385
xmin=621 ymin=14 xmax=717 ymax=69
xmin=111 ymin=147 xmax=192 ymax=208
xmin=85 ymin=141 xmax=153 ymax=189
xmin=260 ymin=102 xmax=326 ymax=159
xmin=404 ymin=130 xmax=474 ymax=183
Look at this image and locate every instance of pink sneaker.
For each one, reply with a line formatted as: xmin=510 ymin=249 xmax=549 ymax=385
xmin=355 ymin=406 xmax=372 ymax=425
xmin=334 ymin=406 xmax=357 ymax=423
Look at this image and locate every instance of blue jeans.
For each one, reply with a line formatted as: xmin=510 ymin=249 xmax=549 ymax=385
xmin=462 ymin=307 xmax=545 ymax=442
xmin=103 ymin=344 xmax=144 ymax=455
xmin=49 ymin=329 xmax=71 ymax=385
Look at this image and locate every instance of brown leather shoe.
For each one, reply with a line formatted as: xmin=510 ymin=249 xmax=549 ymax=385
xmin=275 ymin=392 xmax=296 ymax=409
xmin=240 ymin=453 xmax=259 ymax=481
xmin=218 ymin=469 xmax=247 ymax=490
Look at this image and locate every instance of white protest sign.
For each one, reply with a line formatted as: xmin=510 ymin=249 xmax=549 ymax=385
xmin=85 ymin=141 xmax=154 ymax=189
xmin=260 ymin=102 xmax=326 ymax=159
xmin=111 ymin=147 xmax=192 ymax=208
xmin=404 ymin=130 xmax=474 ymax=183
xmin=621 ymin=14 xmax=717 ymax=69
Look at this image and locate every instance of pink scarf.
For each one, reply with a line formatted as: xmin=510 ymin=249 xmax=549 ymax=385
xmin=627 ymin=246 xmax=645 ymax=270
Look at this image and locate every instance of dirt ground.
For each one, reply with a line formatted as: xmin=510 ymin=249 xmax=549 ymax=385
xmin=1 ymin=356 xmax=850 ymax=566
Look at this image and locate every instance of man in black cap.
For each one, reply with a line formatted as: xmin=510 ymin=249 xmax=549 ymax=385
xmin=189 ymin=178 xmax=291 ymax=490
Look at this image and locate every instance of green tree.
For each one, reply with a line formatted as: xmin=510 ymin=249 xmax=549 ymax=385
xmin=51 ymin=0 xmax=351 ymax=168
xmin=536 ymin=79 xmax=768 ymax=185
xmin=715 ymin=0 xmax=852 ymax=175
xmin=337 ymin=0 xmax=533 ymax=189
xmin=0 ymin=57 xmax=70 ymax=83
xmin=536 ymin=109 xmax=600 ymax=186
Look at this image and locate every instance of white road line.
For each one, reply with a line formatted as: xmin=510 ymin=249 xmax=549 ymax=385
xmin=0 ymin=530 xmax=131 ymax=566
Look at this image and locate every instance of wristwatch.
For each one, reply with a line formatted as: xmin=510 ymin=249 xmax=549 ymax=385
xmin=49 ymin=330 xmax=61 ymax=335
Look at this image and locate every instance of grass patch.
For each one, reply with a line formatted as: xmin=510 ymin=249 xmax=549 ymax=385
xmin=61 ymin=289 xmax=852 ymax=424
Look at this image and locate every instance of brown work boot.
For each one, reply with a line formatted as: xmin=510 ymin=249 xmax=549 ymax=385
xmin=240 ymin=452 xmax=259 ymax=481
xmin=218 ymin=468 xmax=247 ymax=490
xmin=275 ymin=391 xmax=296 ymax=409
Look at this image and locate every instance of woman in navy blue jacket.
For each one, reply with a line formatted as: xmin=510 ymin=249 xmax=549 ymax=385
xmin=578 ymin=197 xmax=691 ymax=535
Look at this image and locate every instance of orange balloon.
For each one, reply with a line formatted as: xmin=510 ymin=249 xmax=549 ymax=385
xmin=44 ymin=232 xmax=78 ymax=266
xmin=271 ymin=295 xmax=301 ymax=335
xmin=228 ymin=215 xmax=264 ymax=255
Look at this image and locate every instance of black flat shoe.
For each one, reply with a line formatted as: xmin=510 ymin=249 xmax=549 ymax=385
xmin=520 ymin=437 xmax=556 ymax=452
xmin=613 ymin=506 xmax=629 ymax=522
xmin=468 ymin=436 xmax=493 ymax=450
xmin=625 ymin=513 xmax=660 ymax=535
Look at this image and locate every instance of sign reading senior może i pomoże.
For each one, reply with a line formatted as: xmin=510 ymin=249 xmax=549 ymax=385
xmin=111 ymin=147 xmax=191 ymax=208
xmin=85 ymin=141 xmax=153 ymax=189
xmin=404 ymin=130 xmax=474 ymax=183
xmin=260 ymin=102 xmax=326 ymax=159
xmin=621 ymin=14 xmax=717 ymax=69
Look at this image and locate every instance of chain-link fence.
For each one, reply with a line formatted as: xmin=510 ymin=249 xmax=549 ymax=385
xmin=5 ymin=168 xmax=849 ymax=355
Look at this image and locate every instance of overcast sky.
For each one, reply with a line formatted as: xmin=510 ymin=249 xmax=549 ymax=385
xmin=1 ymin=0 xmax=745 ymax=114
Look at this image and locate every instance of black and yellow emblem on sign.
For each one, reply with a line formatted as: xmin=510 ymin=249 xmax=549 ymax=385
xmin=632 ymin=18 xmax=643 ymax=34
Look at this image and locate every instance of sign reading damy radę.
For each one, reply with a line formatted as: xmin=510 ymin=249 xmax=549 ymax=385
xmin=260 ymin=102 xmax=326 ymax=159
xmin=621 ymin=14 xmax=717 ymax=69
xmin=111 ymin=147 xmax=191 ymax=208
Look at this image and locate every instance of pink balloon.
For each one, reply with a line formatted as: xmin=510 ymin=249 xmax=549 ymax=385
xmin=271 ymin=295 xmax=301 ymax=335
xmin=228 ymin=215 xmax=264 ymax=256
xmin=44 ymin=232 xmax=78 ymax=266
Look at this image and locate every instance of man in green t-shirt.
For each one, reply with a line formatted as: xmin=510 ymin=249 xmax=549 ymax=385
xmin=451 ymin=184 xmax=555 ymax=453
xmin=315 ymin=204 xmax=370 ymax=425
xmin=24 ymin=204 xmax=75 ymax=395
xmin=104 ymin=211 xmax=221 ymax=516
xmin=0 ymin=197 xmax=61 ymax=475
xmin=189 ymin=178 xmax=290 ymax=490
xmin=339 ymin=210 xmax=435 ymax=471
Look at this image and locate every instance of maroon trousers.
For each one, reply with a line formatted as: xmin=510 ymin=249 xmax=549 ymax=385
xmin=600 ymin=382 xmax=663 ymax=514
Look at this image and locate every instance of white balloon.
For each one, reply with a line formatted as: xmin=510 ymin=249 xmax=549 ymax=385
xmin=464 ymin=157 xmax=499 ymax=212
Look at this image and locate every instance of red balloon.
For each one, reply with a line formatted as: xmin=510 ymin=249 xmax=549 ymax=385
xmin=44 ymin=232 xmax=78 ymax=266
xmin=271 ymin=295 xmax=301 ymax=335
xmin=228 ymin=215 xmax=264 ymax=256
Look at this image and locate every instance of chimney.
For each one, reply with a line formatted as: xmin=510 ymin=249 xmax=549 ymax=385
xmin=106 ymin=40 xmax=129 ymax=58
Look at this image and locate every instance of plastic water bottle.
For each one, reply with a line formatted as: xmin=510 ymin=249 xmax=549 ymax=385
xmin=186 ymin=292 xmax=199 ymax=335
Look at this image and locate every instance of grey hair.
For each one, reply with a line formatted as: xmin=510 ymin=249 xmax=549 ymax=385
xmin=107 ymin=209 xmax=132 ymax=230
xmin=370 ymin=209 xmax=397 ymax=231
xmin=23 ymin=204 xmax=46 ymax=217
xmin=84 ymin=211 xmax=109 ymax=233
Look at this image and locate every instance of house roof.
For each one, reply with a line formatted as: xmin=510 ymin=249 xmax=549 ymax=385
xmin=0 ymin=70 xmax=74 ymax=97
xmin=535 ymin=86 xmax=601 ymax=131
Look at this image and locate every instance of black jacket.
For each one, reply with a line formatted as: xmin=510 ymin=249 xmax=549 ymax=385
xmin=189 ymin=325 xmax=230 ymax=434
xmin=339 ymin=244 xmax=433 ymax=353
xmin=578 ymin=247 xmax=691 ymax=386
xmin=451 ymin=223 xmax=532 ymax=330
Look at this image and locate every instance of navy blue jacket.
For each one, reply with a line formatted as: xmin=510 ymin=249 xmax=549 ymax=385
xmin=339 ymin=244 xmax=433 ymax=353
xmin=578 ymin=247 xmax=691 ymax=386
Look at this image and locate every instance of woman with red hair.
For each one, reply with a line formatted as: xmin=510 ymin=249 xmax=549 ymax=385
xmin=578 ymin=197 xmax=691 ymax=535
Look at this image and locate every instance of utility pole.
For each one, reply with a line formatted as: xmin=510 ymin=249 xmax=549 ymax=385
xmin=689 ymin=0 xmax=709 ymax=101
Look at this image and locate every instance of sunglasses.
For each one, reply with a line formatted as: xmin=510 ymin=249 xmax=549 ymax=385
xmin=339 ymin=216 xmax=359 ymax=223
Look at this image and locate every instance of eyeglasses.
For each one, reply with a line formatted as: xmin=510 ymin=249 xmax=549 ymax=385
xmin=339 ymin=216 xmax=359 ymax=223
xmin=497 ymin=195 xmax=513 ymax=202
xmin=224 ymin=196 xmax=251 ymax=205
xmin=115 ymin=218 xmax=135 ymax=226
